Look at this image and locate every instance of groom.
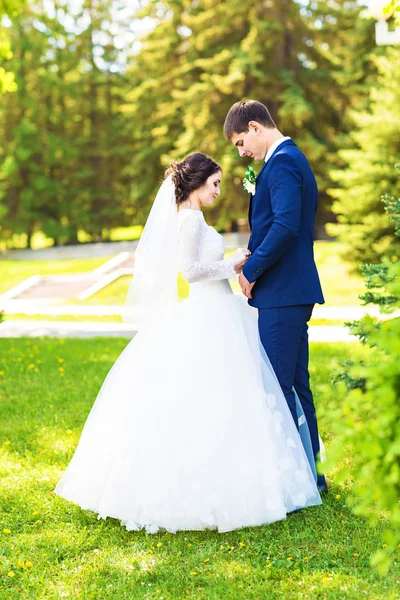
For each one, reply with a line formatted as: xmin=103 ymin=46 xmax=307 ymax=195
xmin=223 ymin=100 xmax=327 ymax=492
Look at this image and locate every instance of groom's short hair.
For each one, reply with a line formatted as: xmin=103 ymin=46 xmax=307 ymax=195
xmin=223 ymin=100 xmax=276 ymax=141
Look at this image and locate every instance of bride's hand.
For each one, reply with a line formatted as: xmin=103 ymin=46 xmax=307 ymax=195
xmin=231 ymin=248 xmax=251 ymax=274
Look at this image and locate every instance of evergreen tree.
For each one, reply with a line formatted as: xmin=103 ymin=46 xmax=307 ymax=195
xmin=0 ymin=2 xmax=18 ymax=225
xmin=0 ymin=6 xmax=52 ymax=246
xmin=302 ymin=0 xmax=378 ymax=229
xmin=125 ymin=0 xmax=375 ymax=231
xmin=327 ymin=48 xmax=400 ymax=265
xmin=386 ymin=0 xmax=400 ymax=21
xmin=0 ymin=0 xmax=385 ymax=243
xmin=68 ymin=0 xmax=135 ymax=242
xmin=0 ymin=0 xmax=135 ymax=247
xmin=122 ymin=0 xmax=187 ymax=225
xmin=329 ymin=165 xmax=400 ymax=574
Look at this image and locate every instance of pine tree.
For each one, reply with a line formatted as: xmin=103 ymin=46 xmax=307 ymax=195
xmin=329 ymin=165 xmax=400 ymax=574
xmin=0 ymin=0 xmax=386 ymax=244
xmin=0 ymin=6 xmax=53 ymax=246
xmin=0 ymin=0 xmax=135 ymax=247
xmin=124 ymin=0 xmax=375 ymax=232
xmin=122 ymin=0 xmax=187 ymax=225
xmin=0 ymin=7 xmax=16 ymax=226
xmin=327 ymin=47 xmax=400 ymax=265
xmin=162 ymin=0 xmax=350 ymax=229
xmin=68 ymin=0 xmax=135 ymax=242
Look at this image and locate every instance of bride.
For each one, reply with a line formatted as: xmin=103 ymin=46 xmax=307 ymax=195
xmin=53 ymin=152 xmax=321 ymax=534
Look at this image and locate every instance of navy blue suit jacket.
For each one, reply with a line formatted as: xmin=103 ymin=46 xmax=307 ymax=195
xmin=242 ymin=139 xmax=325 ymax=309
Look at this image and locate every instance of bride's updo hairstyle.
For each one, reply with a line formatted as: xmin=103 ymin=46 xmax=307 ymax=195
xmin=165 ymin=152 xmax=221 ymax=206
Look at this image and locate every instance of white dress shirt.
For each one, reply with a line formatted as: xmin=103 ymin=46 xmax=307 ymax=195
xmin=264 ymin=136 xmax=291 ymax=164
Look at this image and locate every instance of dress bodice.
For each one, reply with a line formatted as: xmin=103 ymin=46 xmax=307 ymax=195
xmin=177 ymin=209 xmax=236 ymax=297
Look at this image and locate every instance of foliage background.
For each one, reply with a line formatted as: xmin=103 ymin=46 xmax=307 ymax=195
xmin=0 ymin=0 xmax=390 ymax=252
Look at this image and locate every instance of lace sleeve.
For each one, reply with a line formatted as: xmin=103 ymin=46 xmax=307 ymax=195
xmin=178 ymin=212 xmax=237 ymax=284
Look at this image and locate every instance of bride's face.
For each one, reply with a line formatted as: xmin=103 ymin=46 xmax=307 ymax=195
xmin=198 ymin=170 xmax=222 ymax=207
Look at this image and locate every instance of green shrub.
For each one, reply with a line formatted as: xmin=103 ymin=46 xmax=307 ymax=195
xmin=326 ymin=165 xmax=400 ymax=574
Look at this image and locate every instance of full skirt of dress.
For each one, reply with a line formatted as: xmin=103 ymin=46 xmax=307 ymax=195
xmin=53 ymin=290 xmax=321 ymax=533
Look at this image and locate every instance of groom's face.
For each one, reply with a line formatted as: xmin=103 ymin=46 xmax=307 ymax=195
xmin=231 ymin=123 xmax=266 ymax=161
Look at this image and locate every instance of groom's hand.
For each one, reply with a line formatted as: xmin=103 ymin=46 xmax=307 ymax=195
xmin=239 ymin=273 xmax=255 ymax=299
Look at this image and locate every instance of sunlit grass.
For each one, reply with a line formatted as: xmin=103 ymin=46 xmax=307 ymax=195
xmin=0 ymin=258 xmax=108 ymax=296
xmin=0 ymin=242 xmax=365 ymax=313
xmin=5 ymin=314 xmax=124 ymax=323
xmin=314 ymin=242 xmax=365 ymax=307
xmin=71 ymin=242 xmax=365 ymax=307
xmin=0 ymin=226 xmax=143 ymax=252
xmin=1 ymin=314 xmax=347 ymax=328
xmin=72 ymin=274 xmax=190 ymax=305
xmin=0 ymin=339 xmax=398 ymax=599
xmin=309 ymin=319 xmax=345 ymax=327
xmin=108 ymin=225 xmax=143 ymax=242
xmin=0 ymin=230 xmax=55 ymax=252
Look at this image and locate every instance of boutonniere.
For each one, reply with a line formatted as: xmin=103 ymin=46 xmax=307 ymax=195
xmin=243 ymin=165 xmax=257 ymax=195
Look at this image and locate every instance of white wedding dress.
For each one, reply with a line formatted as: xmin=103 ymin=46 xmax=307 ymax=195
xmin=54 ymin=208 xmax=321 ymax=533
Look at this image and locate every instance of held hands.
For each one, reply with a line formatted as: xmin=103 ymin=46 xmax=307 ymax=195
xmin=231 ymin=247 xmax=251 ymax=274
xmin=239 ymin=273 xmax=255 ymax=299
xmin=230 ymin=248 xmax=256 ymax=299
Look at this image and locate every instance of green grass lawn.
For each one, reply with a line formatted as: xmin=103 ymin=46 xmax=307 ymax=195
xmin=0 ymin=258 xmax=108 ymax=296
xmin=313 ymin=242 xmax=365 ymax=307
xmin=4 ymin=314 xmax=124 ymax=323
xmin=0 ymin=242 xmax=366 ymax=312
xmin=72 ymin=241 xmax=366 ymax=308
xmin=70 ymin=241 xmax=365 ymax=308
xmin=108 ymin=226 xmax=143 ymax=242
xmin=0 ymin=226 xmax=143 ymax=252
xmin=72 ymin=274 xmax=191 ymax=306
xmin=0 ymin=339 xmax=398 ymax=599
xmin=309 ymin=319 xmax=346 ymax=327
xmin=3 ymin=315 xmax=347 ymax=327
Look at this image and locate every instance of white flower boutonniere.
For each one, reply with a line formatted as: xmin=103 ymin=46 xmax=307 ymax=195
xmin=243 ymin=165 xmax=257 ymax=195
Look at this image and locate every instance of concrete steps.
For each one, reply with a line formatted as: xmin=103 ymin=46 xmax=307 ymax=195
xmin=1 ymin=252 xmax=135 ymax=303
